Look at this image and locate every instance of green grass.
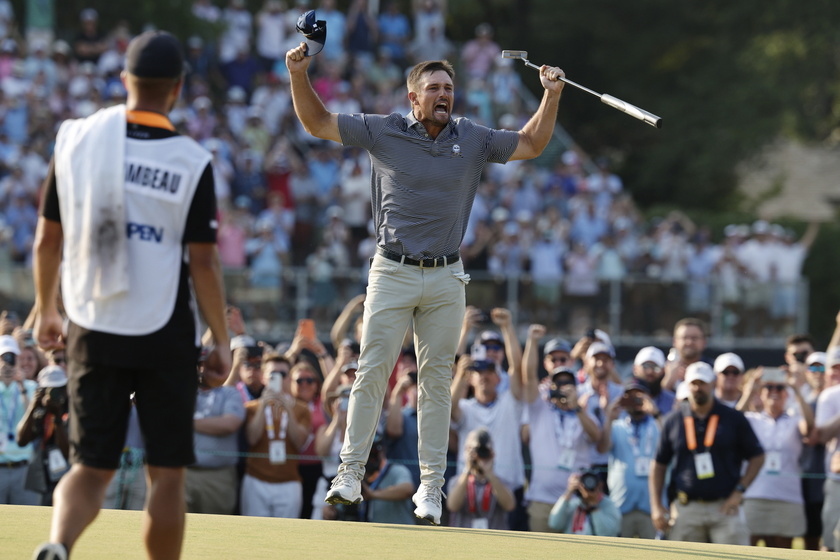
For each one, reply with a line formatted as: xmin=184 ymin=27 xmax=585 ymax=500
xmin=1 ymin=505 xmax=826 ymax=559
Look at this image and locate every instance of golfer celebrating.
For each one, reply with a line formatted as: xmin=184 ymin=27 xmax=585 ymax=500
xmin=286 ymin=42 xmax=564 ymax=525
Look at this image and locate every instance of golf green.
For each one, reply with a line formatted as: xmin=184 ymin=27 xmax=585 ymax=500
xmin=2 ymin=505 xmax=825 ymax=559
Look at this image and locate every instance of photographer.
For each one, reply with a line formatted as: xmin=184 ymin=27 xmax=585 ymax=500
xmin=522 ymin=324 xmax=601 ymax=532
xmin=358 ymin=435 xmax=415 ymax=525
xmin=16 ymin=365 xmax=70 ymax=506
xmin=447 ymin=428 xmax=515 ymax=529
xmin=548 ymin=470 xmax=620 ymax=536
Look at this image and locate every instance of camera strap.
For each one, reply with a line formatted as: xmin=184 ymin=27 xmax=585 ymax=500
xmin=467 ymin=474 xmax=492 ymax=513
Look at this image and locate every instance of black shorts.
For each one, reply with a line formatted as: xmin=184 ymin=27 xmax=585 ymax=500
xmin=67 ymin=361 xmax=198 ymax=469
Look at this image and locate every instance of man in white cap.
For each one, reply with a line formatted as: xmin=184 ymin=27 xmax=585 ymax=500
xmin=0 ymin=334 xmax=39 ymax=506
xmin=713 ymin=352 xmax=745 ymax=408
xmin=632 ymin=346 xmax=675 ymax=416
xmin=650 ymin=361 xmax=764 ymax=545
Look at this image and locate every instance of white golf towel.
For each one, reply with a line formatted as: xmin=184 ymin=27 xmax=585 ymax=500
xmin=55 ymin=104 xmax=130 ymax=302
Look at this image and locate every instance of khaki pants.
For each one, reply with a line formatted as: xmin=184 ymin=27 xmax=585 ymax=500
xmin=339 ymin=254 xmax=466 ymax=488
xmin=528 ymin=501 xmax=555 ymax=533
xmin=185 ymin=465 xmax=238 ymax=515
xmin=823 ymin=479 xmax=840 ymax=550
xmin=621 ymin=509 xmax=656 ymax=539
xmin=669 ymin=499 xmax=749 ymax=545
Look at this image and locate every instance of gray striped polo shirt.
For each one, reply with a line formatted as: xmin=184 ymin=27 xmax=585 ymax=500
xmin=338 ymin=111 xmax=519 ymax=260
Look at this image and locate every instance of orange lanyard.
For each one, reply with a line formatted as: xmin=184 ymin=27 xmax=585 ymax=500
xmin=683 ymin=414 xmax=718 ymax=451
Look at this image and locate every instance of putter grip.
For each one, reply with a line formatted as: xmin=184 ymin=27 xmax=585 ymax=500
xmin=600 ymin=94 xmax=662 ymax=128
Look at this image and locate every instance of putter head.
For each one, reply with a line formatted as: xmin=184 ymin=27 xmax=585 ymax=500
xmin=501 ymin=50 xmax=528 ymax=61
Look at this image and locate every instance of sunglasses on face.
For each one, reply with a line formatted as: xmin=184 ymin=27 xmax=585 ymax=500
xmin=243 ymin=361 xmax=261 ymax=369
xmin=1 ymin=353 xmax=16 ymax=366
xmin=763 ymin=384 xmax=786 ymax=392
xmin=548 ymin=356 xmax=570 ymax=364
xmin=295 ymin=377 xmax=316 ymax=385
xmin=810 ymin=365 xmax=826 ymax=373
xmin=641 ymin=363 xmax=662 ymax=372
xmin=483 ymin=344 xmax=503 ymax=351
xmin=721 ymin=368 xmax=742 ymax=377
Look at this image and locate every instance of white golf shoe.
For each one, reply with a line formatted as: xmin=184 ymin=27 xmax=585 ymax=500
xmin=325 ymin=472 xmax=363 ymax=505
xmin=412 ymin=484 xmax=445 ymax=525
xmin=32 ymin=542 xmax=68 ymax=560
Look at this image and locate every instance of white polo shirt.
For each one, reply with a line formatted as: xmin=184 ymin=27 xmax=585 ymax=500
xmin=744 ymin=410 xmax=803 ymax=503
xmin=453 ymin=391 xmax=524 ymax=491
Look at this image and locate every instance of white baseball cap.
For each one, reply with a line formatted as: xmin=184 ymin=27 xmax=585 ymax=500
xmin=827 ymin=346 xmax=840 ymax=368
xmin=37 ymin=365 xmax=68 ymax=388
xmin=634 ymin=346 xmax=665 ymax=368
xmin=685 ymin=362 xmax=715 ymax=384
xmin=0 ymin=335 xmax=20 ymax=356
xmin=713 ymin=352 xmax=744 ymax=374
xmin=806 ymin=352 xmax=827 ymax=366
xmin=586 ymin=341 xmax=614 ymax=359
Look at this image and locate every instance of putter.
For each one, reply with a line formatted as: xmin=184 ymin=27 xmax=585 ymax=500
xmin=502 ymin=50 xmax=662 ymax=129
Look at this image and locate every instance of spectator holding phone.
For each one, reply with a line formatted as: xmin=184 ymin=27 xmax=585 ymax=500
xmin=240 ymin=355 xmax=312 ymax=518
xmin=598 ymin=378 xmax=661 ymax=538
xmin=447 ymin=428 xmax=515 ymax=529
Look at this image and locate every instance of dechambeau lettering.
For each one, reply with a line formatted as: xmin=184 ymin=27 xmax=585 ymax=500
xmin=125 ymin=163 xmax=182 ymax=194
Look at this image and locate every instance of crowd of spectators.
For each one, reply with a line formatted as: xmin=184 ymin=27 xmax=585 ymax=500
xmin=6 ymin=300 xmax=840 ymax=551
xmin=0 ymin=1 xmax=819 ymax=340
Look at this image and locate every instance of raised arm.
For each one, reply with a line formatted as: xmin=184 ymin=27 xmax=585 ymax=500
xmin=493 ymin=308 xmax=523 ymax=400
xmin=329 ymin=294 xmax=365 ymax=350
xmin=286 ymin=43 xmax=341 ymax=143
xmin=522 ymin=324 xmax=545 ymax=404
xmin=451 ymin=355 xmax=472 ymax=423
xmin=509 ymin=66 xmax=564 ymax=162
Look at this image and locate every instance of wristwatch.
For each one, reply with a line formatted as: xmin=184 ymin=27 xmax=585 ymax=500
xmin=734 ymin=483 xmax=747 ymax=493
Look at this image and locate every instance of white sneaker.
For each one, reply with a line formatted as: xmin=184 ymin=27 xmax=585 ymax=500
xmin=32 ymin=542 xmax=68 ymax=560
xmin=325 ymin=472 xmax=363 ymax=505
xmin=412 ymin=484 xmax=445 ymax=525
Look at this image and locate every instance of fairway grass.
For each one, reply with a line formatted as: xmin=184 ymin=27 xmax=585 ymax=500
xmin=1 ymin=505 xmax=826 ymax=559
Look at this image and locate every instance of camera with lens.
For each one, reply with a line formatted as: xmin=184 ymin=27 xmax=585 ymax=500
xmin=549 ymin=386 xmax=567 ymax=403
xmin=473 ymin=429 xmax=493 ymax=459
xmin=576 ymin=469 xmax=600 ymax=497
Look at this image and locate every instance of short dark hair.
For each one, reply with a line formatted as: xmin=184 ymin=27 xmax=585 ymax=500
xmin=785 ymin=333 xmax=814 ymax=349
xmin=262 ymin=351 xmax=291 ymax=369
xmin=406 ymin=60 xmax=455 ymax=92
xmin=674 ymin=317 xmax=707 ymax=337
